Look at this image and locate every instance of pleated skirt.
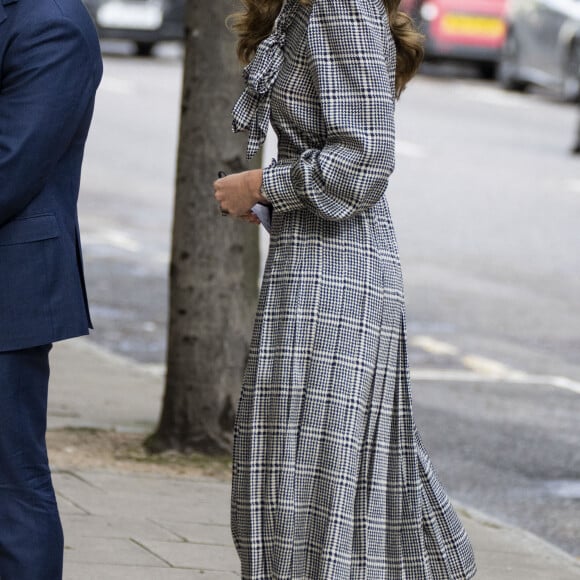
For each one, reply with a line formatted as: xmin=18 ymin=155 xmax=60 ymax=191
xmin=232 ymin=201 xmax=477 ymax=579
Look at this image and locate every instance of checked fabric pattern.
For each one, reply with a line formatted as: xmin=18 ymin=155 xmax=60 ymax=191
xmin=231 ymin=0 xmax=477 ymax=578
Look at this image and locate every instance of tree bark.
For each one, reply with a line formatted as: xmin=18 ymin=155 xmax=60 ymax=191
xmin=147 ymin=0 xmax=259 ymax=454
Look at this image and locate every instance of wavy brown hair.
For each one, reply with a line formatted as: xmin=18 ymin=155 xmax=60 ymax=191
xmin=231 ymin=0 xmax=424 ymax=98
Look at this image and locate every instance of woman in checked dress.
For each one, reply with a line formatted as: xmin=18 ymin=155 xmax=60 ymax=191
xmin=214 ymin=0 xmax=477 ymax=577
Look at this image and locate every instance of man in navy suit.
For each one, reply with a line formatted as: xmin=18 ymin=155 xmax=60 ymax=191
xmin=0 ymin=0 xmax=102 ymax=577
xmin=573 ymin=114 xmax=580 ymax=155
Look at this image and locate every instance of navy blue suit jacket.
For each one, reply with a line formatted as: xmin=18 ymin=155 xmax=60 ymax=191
xmin=0 ymin=0 xmax=103 ymax=351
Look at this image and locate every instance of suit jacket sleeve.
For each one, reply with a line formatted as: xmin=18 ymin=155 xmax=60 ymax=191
xmin=0 ymin=16 xmax=99 ymax=226
xmin=261 ymin=0 xmax=396 ymax=222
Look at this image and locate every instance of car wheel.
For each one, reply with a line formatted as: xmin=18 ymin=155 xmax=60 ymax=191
xmin=562 ymin=41 xmax=580 ymax=103
xmin=479 ymin=63 xmax=497 ymax=80
xmin=498 ymin=30 xmax=528 ymax=92
xmin=135 ymin=42 xmax=155 ymax=57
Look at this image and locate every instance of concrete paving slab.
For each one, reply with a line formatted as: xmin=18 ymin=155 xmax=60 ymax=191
xmin=56 ymin=492 xmax=90 ymax=516
xmin=153 ymin=520 xmax=232 ymax=545
xmin=63 ymin=492 xmax=227 ymax=524
xmin=65 ymin=536 xmax=164 ymax=567
xmin=474 ymin=550 xmax=580 ymax=580
xmin=137 ymin=540 xmax=240 ymax=572
xmin=55 ymin=470 xmax=230 ymax=524
xmin=462 ymin=513 xmax=580 ymax=580
xmin=63 ymin=514 xmax=179 ymax=542
xmin=477 ymin=565 xmax=580 ymax=580
xmin=49 ymin=339 xmax=163 ymax=432
xmin=64 ymin=563 xmax=240 ymax=580
xmin=79 ymin=470 xmax=230 ymax=499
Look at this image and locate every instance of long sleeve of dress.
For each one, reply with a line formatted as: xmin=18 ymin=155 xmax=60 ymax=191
xmin=261 ymin=0 xmax=396 ymax=222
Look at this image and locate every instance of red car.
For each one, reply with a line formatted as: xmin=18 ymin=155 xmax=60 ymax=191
xmin=401 ymin=0 xmax=508 ymax=78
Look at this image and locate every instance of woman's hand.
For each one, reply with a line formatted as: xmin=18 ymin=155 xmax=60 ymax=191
xmin=214 ymin=169 xmax=268 ymax=218
xmin=240 ymin=211 xmax=261 ymax=226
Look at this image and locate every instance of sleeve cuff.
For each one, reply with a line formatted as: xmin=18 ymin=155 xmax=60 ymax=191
xmin=261 ymin=160 xmax=304 ymax=213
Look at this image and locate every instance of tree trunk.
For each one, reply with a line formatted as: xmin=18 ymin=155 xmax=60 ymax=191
xmin=147 ymin=0 xmax=259 ymax=454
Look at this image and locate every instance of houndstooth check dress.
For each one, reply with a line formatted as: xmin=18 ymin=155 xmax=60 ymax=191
xmin=231 ymin=0 xmax=477 ymax=578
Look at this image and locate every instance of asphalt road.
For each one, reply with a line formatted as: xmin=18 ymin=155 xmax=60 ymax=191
xmin=79 ymin=44 xmax=580 ymax=556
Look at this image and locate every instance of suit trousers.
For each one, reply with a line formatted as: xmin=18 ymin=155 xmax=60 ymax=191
xmin=0 ymin=345 xmax=63 ymax=580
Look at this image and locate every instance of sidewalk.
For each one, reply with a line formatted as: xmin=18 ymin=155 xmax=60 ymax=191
xmin=48 ymin=339 xmax=580 ymax=579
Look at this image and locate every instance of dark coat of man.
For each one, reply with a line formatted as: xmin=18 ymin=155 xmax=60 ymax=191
xmin=0 ymin=0 xmax=102 ymax=577
xmin=0 ymin=0 xmax=102 ymax=351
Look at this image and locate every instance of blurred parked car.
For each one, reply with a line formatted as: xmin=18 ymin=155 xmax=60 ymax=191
xmin=499 ymin=0 xmax=580 ymax=101
xmin=83 ymin=0 xmax=185 ymax=56
xmin=401 ymin=0 xmax=508 ymax=78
